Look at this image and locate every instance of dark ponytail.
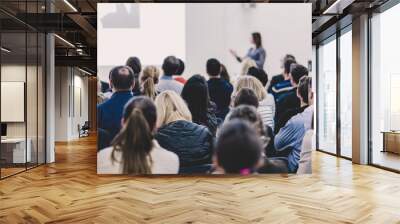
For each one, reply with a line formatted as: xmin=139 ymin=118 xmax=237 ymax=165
xmin=111 ymin=97 xmax=157 ymax=174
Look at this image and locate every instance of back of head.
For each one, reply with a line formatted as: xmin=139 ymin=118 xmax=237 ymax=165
xmin=241 ymin=58 xmax=257 ymax=76
xmin=155 ymin=90 xmax=192 ymax=127
xmin=215 ymin=119 xmax=262 ymax=174
xmin=284 ymin=54 xmax=296 ymax=62
xmin=284 ymin=59 xmax=296 ymax=74
xmin=126 ymin=57 xmax=142 ymax=74
xmin=176 ymin=59 xmax=185 ymax=76
xmin=290 ymin=64 xmax=309 ymax=85
xmin=111 ymin=96 xmax=156 ymax=174
xmin=247 ymin=66 xmax=268 ymax=87
xmin=141 ymin=65 xmax=160 ymax=100
xmin=162 ymin=56 xmax=180 ymax=76
xmin=297 ymin=76 xmax=312 ymax=105
xmin=227 ymin=105 xmax=265 ymax=137
xmin=235 ymin=76 xmax=267 ymax=101
xmin=206 ymin=58 xmax=221 ymax=77
xmin=181 ymin=74 xmax=209 ymax=124
xmin=109 ymin=65 xmax=134 ymax=91
xmin=234 ymin=88 xmax=259 ymax=108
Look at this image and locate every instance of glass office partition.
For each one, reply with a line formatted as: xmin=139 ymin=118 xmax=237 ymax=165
xmin=370 ymin=3 xmax=400 ymax=171
xmin=0 ymin=1 xmax=46 ymax=179
xmin=317 ymin=36 xmax=337 ymax=154
xmin=339 ymin=28 xmax=352 ymax=158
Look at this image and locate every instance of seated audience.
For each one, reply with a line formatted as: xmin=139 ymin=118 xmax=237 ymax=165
xmin=268 ymin=54 xmax=296 ymax=94
xmin=174 ymin=58 xmax=187 ymax=84
xmin=140 ymin=65 xmax=160 ymax=100
xmin=213 ymin=119 xmax=264 ymax=175
xmin=97 ymin=66 xmax=135 ymax=142
xmin=156 ymin=56 xmax=183 ymax=94
xmin=97 ymin=96 xmax=179 ymax=174
xmin=98 ymin=128 xmax=112 ymax=151
xmin=220 ymin=64 xmax=231 ymax=84
xmin=274 ymin=64 xmax=309 ymax=134
xmin=270 ymin=59 xmax=297 ymax=123
xmin=225 ymin=105 xmax=268 ymax=148
xmin=247 ymin=66 xmax=268 ymax=87
xmin=126 ymin=56 xmax=142 ymax=96
xmin=181 ymin=75 xmax=219 ymax=136
xmin=275 ymin=74 xmax=311 ymax=133
xmin=234 ymin=76 xmax=275 ymax=130
xmin=274 ymin=76 xmax=313 ymax=173
xmin=206 ymin=58 xmax=234 ymax=120
xmin=233 ymin=88 xmax=259 ymax=108
xmin=154 ymin=91 xmax=213 ymax=174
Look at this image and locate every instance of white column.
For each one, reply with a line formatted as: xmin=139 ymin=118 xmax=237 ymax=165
xmin=352 ymin=14 xmax=369 ymax=164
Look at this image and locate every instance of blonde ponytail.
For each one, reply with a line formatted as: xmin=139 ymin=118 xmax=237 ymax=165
xmin=141 ymin=66 xmax=160 ymax=100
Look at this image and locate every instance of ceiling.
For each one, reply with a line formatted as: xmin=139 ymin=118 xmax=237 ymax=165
xmin=0 ymin=0 xmax=391 ymax=74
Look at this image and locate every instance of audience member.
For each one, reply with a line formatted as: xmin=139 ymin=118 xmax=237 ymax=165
xmin=241 ymin=58 xmax=257 ymax=76
xmin=234 ymin=76 xmax=275 ymax=130
xmin=140 ymin=65 xmax=160 ymax=100
xmin=97 ymin=66 xmax=135 ymax=142
xmin=181 ymin=75 xmax=219 ymax=136
xmin=233 ymin=88 xmax=259 ymax=108
xmin=274 ymin=77 xmax=313 ymax=173
xmin=126 ymin=56 xmax=142 ymax=96
xmin=206 ymin=58 xmax=234 ymax=120
xmin=154 ymin=91 xmax=213 ymax=174
xmin=274 ymin=64 xmax=309 ymax=133
xmin=268 ymin=54 xmax=296 ymax=93
xmin=220 ymin=64 xmax=231 ymax=84
xmin=247 ymin=66 xmax=268 ymax=87
xmin=174 ymin=58 xmax=187 ymax=84
xmin=275 ymin=75 xmax=312 ymax=133
xmin=213 ymin=119 xmax=264 ymax=175
xmin=156 ymin=56 xmax=184 ymax=94
xmin=98 ymin=96 xmax=179 ymax=174
xmin=269 ymin=59 xmax=296 ymax=107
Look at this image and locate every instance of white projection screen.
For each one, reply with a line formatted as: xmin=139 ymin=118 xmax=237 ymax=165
xmin=97 ymin=3 xmax=312 ymax=82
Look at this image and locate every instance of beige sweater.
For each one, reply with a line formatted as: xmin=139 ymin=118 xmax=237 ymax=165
xmin=97 ymin=140 xmax=179 ymax=174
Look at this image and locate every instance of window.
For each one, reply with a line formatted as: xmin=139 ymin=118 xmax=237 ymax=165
xmin=339 ymin=28 xmax=352 ymax=158
xmin=370 ymin=3 xmax=400 ymax=171
xmin=317 ymin=36 xmax=337 ymax=154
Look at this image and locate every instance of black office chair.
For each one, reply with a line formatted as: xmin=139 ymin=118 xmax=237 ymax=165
xmin=78 ymin=121 xmax=90 ymax=138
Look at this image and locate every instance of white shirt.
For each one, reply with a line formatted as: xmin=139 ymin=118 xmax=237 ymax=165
xmin=258 ymin=93 xmax=275 ymax=130
xmin=156 ymin=75 xmax=183 ymax=95
xmin=97 ymin=140 xmax=179 ymax=174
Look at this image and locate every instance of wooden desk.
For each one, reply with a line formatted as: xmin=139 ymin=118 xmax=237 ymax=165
xmin=382 ymin=131 xmax=400 ymax=154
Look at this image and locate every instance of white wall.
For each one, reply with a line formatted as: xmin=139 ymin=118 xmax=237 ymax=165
xmin=98 ymin=3 xmax=312 ymax=83
xmin=55 ymin=67 xmax=89 ymax=141
xmin=186 ymin=3 xmax=312 ymax=80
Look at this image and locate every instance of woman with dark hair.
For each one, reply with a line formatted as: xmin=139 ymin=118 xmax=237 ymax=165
xmin=97 ymin=96 xmax=179 ymax=174
xmin=230 ymin=32 xmax=266 ymax=69
xmin=181 ymin=74 xmax=219 ymax=136
xmin=126 ymin=56 xmax=142 ymax=96
xmin=220 ymin=64 xmax=231 ymax=84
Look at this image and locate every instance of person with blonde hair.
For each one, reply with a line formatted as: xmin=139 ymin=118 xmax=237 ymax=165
xmin=140 ymin=65 xmax=160 ymax=100
xmin=154 ymin=91 xmax=213 ymax=174
xmin=233 ymin=76 xmax=275 ymax=130
xmin=97 ymin=96 xmax=179 ymax=174
xmin=240 ymin=58 xmax=257 ymax=76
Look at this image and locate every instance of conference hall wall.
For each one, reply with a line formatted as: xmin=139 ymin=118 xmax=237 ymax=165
xmin=97 ymin=3 xmax=313 ymax=175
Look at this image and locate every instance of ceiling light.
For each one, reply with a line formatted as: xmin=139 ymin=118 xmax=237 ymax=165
xmin=78 ymin=67 xmax=93 ymax=76
xmin=323 ymin=0 xmax=354 ymax=15
xmin=1 ymin=47 xmax=11 ymax=53
xmin=63 ymin=0 xmax=78 ymax=12
xmin=54 ymin=34 xmax=75 ymax=48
